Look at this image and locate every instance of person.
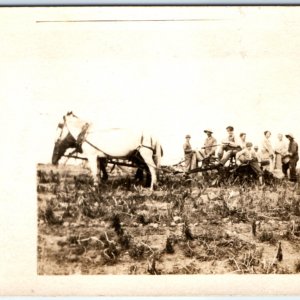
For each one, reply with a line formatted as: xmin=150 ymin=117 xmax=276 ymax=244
xmin=183 ymin=134 xmax=193 ymax=172
xmin=192 ymin=129 xmax=217 ymax=167
xmin=274 ymin=133 xmax=288 ymax=171
xmin=261 ymin=131 xmax=274 ymax=171
xmin=238 ymin=133 xmax=247 ymax=149
xmin=282 ymin=133 xmax=299 ymax=182
xmin=217 ymin=126 xmax=242 ymax=166
xmin=236 ymin=142 xmax=263 ymax=185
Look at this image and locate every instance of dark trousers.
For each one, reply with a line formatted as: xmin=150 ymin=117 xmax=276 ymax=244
xmin=249 ymin=161 xmax=262 ymax=177
xmin=283 ymin=158 xmax=299 ymax=181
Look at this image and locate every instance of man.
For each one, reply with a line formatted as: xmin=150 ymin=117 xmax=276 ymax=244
xmin=236 ymin=142 xmax=263 ymax=185
xmin=282 ymin=133 xmax=299 ymax=182
xmin=183 ymin=134 xmax=193 ymax=172
xmin=238 ymin=133 xmax=247 ymax=149
xmin=191 ymin=129 xmax=217 ymax=169
xmin=253 ymin=145 xmax=263 ymax=163
xmin=203 ymin=129 xmax=218 ymax=157
xmin=217 ymin=126 xmax=241 ymax=166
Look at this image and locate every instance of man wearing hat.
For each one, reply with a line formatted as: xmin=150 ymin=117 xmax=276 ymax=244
xmin=183 ymin=134 xmax=193 ymax=172
xmin=236 ymin=142 xmax=263 ymax=185
xmin=203 ymin=129 xmax=218 ymax=157
xmin=192 ymin=129 xmax=217 ymax=167
xmin=217 ymin=126 xmax=242 ymax=166
xmin=282 ymin=133 xmax=299 ymax=182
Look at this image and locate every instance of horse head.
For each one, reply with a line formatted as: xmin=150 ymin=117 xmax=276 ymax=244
xmin=51 ymin=113 xmax=78 ymax=164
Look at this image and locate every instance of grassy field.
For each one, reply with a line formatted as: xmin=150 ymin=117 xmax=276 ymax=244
xmin=37 ymin=163 xmax=300 ymax=275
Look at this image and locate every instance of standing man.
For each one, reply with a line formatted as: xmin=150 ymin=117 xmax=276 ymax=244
xmin=218 ymin=126 xmax=241 ymax=166
xmin=183 ymin=134 xmax=193 ymax=172
xmin=283 ymin=133 xmax=299 ymax=182
xmin=274 ymin=133 xmax=288 ymax=171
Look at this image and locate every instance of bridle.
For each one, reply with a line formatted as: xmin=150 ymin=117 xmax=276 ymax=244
xmin=57 ymin=116 xmax=66 ymax=141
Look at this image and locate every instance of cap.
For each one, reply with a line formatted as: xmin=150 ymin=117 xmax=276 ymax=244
xmin=285 ymin=133 xmax=294 ymax=139
xmin=185 ymin=134 xmax=191 ymax=138
xmin=226 ymin=126 xmax=234 ymax=131
xmin=239 ymin=132 xmax=246 ymax=137
xmin=246 ymin=142 xmax=253 ymax=147
xmin=204 ymin=129 xmax=213 ymax=134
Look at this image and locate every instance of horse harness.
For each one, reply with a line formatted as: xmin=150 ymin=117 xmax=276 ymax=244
xmin=75 ymin=123 xmax=156 ymax=158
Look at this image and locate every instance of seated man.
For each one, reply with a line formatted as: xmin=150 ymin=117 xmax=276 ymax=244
xmin=236 ymin=142 xmax=263 ymax=185
xmin=217 ymin=126 xmax=242 ymax=166
xmin=193 ymin=129 xmax=217 ymax=167
xmin=238 ymin=132 xmax=247 ymax=149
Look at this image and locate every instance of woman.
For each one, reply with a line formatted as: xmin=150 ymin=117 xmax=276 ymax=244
xmin=261 ymin=131 xmax=274 ymax=171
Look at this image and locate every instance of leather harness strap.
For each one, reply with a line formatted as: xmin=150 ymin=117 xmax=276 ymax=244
xmin=76 ymin=126 xmax=155 ymax=158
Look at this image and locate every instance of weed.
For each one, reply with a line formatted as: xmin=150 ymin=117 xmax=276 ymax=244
xmin=259 ymin=230 xmax=278 ymax=245
xmin=294 ymin=260 xmax=300 ymax=273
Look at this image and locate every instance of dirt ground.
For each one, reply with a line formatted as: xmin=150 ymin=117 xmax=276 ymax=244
xmin=37 ymin=163 xmax=300 ymax=275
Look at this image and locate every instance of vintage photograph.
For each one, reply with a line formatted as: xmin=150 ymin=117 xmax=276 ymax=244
xmin=2 ymin=5 xmax=300 ymax=294
xmin=33 ymin=6 xmax=300 ymax=276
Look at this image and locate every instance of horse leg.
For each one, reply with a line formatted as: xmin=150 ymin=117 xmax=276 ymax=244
xmin=145 ymin=165 xmax=152 ymax=187
xmin=135 ymin=167 xmax=144 ymax=182
xmin=138 ymin=148 xmax=157 ymax=189
xmin=98 ymin=157 xmax=108 ymax=181
xmin=86 ymin=155 xmax=100 ymax=186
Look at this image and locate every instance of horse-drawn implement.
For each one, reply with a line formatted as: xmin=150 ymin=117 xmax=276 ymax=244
xmin=61 ymin=150 xmax=274 ymax=189
xmin=53 ymin=112 xmax=276 ymax=188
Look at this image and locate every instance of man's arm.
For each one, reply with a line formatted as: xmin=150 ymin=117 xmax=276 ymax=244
xmin=289 ymin=142 xmax=298 ymax=157
xmin=236 ymin=148 xmax=246 ymax=161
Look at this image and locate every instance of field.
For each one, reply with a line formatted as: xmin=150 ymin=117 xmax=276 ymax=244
xmin=37 ymin=163 xmax=300 ymax=275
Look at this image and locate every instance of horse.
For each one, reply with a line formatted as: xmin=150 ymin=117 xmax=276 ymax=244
xmin=51 ymin=112 xmax=163 ymax=189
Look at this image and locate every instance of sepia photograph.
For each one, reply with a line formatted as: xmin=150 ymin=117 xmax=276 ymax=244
xmin=1 ymin=4 xmax=300 ymax=295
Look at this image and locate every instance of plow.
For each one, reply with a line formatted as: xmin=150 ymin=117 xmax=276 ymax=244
xmin=62 ymin=151 xmax=276 ymax=187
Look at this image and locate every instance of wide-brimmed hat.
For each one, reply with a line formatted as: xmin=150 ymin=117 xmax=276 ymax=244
xmin=185 ymin=134 xmax=191 ymax=138
xmin=285 ymin=133 xmax=294 ymax=139
xmin=226 ymin=126 xmax=234 ymax=131
xmin=204 ymin=129 xmax=213 ymax=134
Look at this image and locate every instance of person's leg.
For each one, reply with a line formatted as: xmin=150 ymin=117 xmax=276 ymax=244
xmin=289 ymin=159 xmax=298 ymax=182
xmin=218 ymin=145 xmax=224 ymax=160
xmin=282 ymin=162 xmax=289 ymax=177
xmin=250 ymin=161 xmax=263 ymax=185
xmin=220 ymin=150 xmax=232 ymax=165
xmin=185 ymin=155 xmax=192 ymax=172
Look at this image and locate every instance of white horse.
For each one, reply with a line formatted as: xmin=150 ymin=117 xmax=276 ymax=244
xmin=52 ymin=112 xmax=162 ymax=189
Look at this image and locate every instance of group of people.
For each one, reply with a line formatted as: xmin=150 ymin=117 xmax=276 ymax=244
xmin=183 ymin=126 xmax=299 ymax=183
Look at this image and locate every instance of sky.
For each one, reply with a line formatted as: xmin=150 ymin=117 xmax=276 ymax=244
xmin=1 ymin=6 xmax=300 ymax=165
